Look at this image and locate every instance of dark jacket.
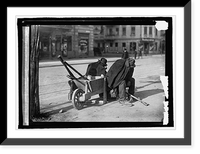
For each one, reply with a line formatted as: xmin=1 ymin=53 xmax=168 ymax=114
xmin=85 ymin=61 xmax=107 ymax=76
xmin=106 ymin=58 xmax=134 ymax=89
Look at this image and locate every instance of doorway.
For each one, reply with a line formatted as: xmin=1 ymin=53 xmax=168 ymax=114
xmin=130 ymin=42 xmax=136 ymax=54
xmin=144 ymin=42 xmax=149 ymax=54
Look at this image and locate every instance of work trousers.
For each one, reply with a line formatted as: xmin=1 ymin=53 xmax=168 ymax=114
xmin=118 ymin=78 xmax=135 ymax=100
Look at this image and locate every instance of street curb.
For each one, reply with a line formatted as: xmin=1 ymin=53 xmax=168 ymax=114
xmin=39 ymin=58 xmax=118 ymax=68
xmin=39 ymin=54 xmax=164 ymax=68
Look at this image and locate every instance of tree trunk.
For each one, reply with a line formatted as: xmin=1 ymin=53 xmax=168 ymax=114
xmin=29 ymin=25 xmax=40 ymax=119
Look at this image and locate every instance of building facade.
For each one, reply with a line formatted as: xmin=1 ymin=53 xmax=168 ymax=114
xmin=39 ymin=25 xmax=94 ymax=60
xmin=94 ymin=25 xmax=165 ymax=54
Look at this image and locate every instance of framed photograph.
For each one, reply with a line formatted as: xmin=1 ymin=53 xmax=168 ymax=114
xmin=3 ymin=1 xmax=191 ymax=145
xmin=18 ymin=17 xmax=173 ymax=129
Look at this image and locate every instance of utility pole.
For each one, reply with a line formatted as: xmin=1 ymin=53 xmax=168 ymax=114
xmin=29 ymin=25 xmax=40 ymax=120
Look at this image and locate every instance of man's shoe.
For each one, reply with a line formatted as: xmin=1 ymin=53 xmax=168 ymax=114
xmin=118 ymin=99 xmax=125 ymax=105
xmin=119 ymin=99 xmax=134 ymax=107
xmin=129 ymin=97 xmax=135 ymax=103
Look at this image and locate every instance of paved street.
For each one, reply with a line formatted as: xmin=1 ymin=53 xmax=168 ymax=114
xmin=38 ymin=54 xmax=165 ymax=122
xmin=39 ymin=57 xmax=119 ymax=112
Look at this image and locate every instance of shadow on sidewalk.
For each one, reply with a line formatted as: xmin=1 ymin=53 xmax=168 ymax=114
xmin=81 ymin=97 xmax=117 ymax=109
xmin=137 ymin=80 xmax=161 ymax=90
xmin=43 ymin=104 xmax=74 ymax=116
xmin=135 ymin=88 xmax=164 ymax=100
xmin=41 ymin=87 xmax=163 ymax=116
xmin=34 ymin=88 xmax=163 ymax=121
xmin=37 ymin=101 xmax=73 ymax=120
xmin=137 ymin=75 xmax=162 ymax=90
xmin=39 ymin=97 xmax=117 ymax=117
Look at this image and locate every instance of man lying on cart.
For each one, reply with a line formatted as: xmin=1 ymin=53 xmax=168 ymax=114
xmin=85 ymin=58 xmax=112 ymax=99
xmin=67 ymin=57 xmax=109 ymax=100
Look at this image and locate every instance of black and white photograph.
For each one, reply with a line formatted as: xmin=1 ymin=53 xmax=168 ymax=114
xmin=3 ymin=3 xmax=192 ymax=147
xmin=18 ymin=17 xmax=173 ymax=128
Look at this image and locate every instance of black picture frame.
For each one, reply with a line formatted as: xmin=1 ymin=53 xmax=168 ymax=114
xmin=2 ymin=1 xmax=191 ymax=145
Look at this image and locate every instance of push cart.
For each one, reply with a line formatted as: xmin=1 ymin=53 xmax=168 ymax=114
xmin=58 ymin=55 xmax=107 ymax=110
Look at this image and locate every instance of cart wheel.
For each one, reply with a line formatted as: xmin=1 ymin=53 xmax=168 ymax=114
xmin=71 ymin=89 xmax=84 ymax=110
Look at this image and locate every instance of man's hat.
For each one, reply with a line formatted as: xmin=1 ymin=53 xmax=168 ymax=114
xmin=100 ymin=57 xmax=107 ymax=66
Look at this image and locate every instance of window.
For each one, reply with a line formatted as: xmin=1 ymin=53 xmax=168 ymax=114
xmin=144 ymin=27 xmax=147 ymax=35
xmin=149 ymin=27 xmax=152 ymax=36
xmin=155 ymin=42 xmax=157 ymax=51
xmin=42 ymin=42 xmax=48 ymax=52
xmin=56 ymin=36 xmax=61 ymax=51
xmin=122 ymin=42 xmax=126 ymax=47
xmin=40 ymin=34 xmax=49 ymax=52
xmin=130 ymin=42 xmax=133 ymax=51
xmin=131 ymin=26 xmax=135 ymax=36
xmin=100 ymin=25 xmax=104 ymax=34
xmin=155 ymin=27 xmax=158 ymax=36
xmin=116 ymin=28 xmax=119 ymax=35
xmin=115 ymin=42 xmax=118 ymax=51
xmin=67 ymin=36 xmax=72 ymax=51
xmin=161 ymin=30 xmax=165 ymax=37
xmin=122 ymin=27 xmax=126 ymax=36
xmin=109 ymin=28 xmax=113 ymax=35
xmin=110 ymin=43 xmax=113 ymax=47
xmin=62 ymin=36 xmax=72 ymax=52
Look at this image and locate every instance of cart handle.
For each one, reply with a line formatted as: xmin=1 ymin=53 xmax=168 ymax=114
xmin=58 ymin=55 xmax=88 ymax=80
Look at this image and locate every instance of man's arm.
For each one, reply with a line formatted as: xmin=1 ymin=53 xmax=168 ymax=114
xmin=96 ymin=65 xmax=107 ymax=76
xmin=126 ymin=67 xmax=134 ymax=81
xmin=85 ymin=64 xmax=91 ymax=76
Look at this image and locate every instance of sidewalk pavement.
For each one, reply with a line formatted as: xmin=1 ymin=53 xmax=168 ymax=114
xmin=39 ymin=54 xmax=164 ymax=68
xmin=39 ymin=57 xmax=120 ymax=68
xmin=38 ymin=54 xmax=165 ymax=119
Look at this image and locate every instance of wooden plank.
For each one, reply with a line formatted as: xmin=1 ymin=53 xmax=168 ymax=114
xmin=89 ymin=78 xmax=104 ymax=92
xmin=84 ymin=89 xmax=103 ymax=100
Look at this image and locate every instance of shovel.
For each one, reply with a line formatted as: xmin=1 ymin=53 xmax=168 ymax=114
xmin=127 ymin=92 xmax=149 ymax=106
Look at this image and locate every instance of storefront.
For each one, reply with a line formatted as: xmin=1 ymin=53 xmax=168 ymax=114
xmin=61 ymin=36 xmax=72 ymax=57
xmin=160 ymin=39 xmax=166 ymax=54
xmin=39 ymin=32 xmax=50 ymax=59
xmin=39 ymin=26 xmax=73 ymax=60
xmin=38 ymin=25 xmax=94 ymax=60
xmin=129 ymin=42 xmax=137 ymax=53
xmin=140 ymin=38 xmax=154 ymax=54
xmin=138 ymin=38 xmax=162 ymax=54
xmin=78 ymin=33 xmax=89 ymax=57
